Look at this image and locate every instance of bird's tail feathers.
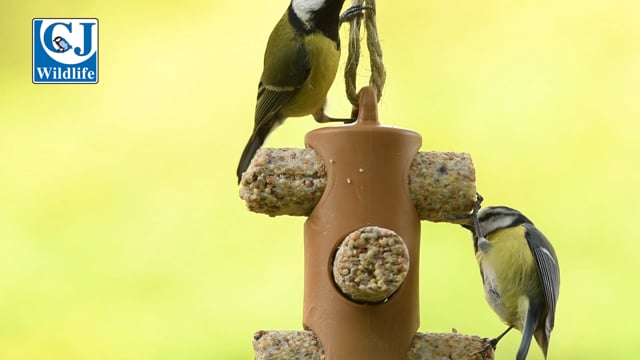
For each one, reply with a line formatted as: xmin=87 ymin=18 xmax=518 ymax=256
xmin=237 ymin=112 xmax=287 ymax=184
xmin=516 ymin=305 xmax=539 ymax=360
xmin=237 ymin=131 xmax=267 ymax=184
xmin=534 ymin=326 xmax=550 ymax=358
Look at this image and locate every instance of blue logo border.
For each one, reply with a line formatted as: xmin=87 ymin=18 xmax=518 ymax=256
xmin=32 ymin=18 xmax=100 ymax=84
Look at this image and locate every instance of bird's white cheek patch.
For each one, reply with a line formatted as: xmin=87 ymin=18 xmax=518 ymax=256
xmin=291 ymin=0 xmax=325 ymax=24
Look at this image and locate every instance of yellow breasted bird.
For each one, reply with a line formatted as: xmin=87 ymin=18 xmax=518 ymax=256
xmin=237 ymin=0 xmax=363 ymax=183
xmin=462 ymin=194 xmax=560 ymax=360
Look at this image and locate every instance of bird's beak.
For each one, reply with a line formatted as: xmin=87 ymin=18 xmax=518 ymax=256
xmin=448 ymin=192 xmax=483 ymax=232
xmin=446 ymin=213 xmax=475 ymax=231
xmin=461 ymin=222 xmax=474 ymax=232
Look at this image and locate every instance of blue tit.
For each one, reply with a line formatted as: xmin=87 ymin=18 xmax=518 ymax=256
xmin=462 ymin=194 xmax=560 ymax=360
xmin=237 ymin=0 xmax=366 ymax=183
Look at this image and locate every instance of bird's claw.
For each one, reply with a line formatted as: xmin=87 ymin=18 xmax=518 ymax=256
xmin=472 ymin=192 xmax=484 ymax=237
xmin=313 ymin=110 xmax=356 ymax=124
xmin=471 ymin=338 xmax=497 ymax=360
xmin=472 ymin=193 xmax=483 ymax=215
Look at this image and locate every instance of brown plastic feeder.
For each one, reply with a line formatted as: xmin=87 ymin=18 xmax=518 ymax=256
xmin=303 ymin=86 xmax=422 ymax=359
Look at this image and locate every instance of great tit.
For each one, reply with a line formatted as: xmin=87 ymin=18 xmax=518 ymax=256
xmin=462 ymin=195 xmax=560 ymax=360
xmin=237 ymin=0 xmax=362 ymax=183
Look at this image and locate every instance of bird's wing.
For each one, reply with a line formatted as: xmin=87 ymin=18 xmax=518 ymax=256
xmin=254 ymin=33 xmax=310 ymax=129
xmin=524 ymin=223 xmax=560 ymax=333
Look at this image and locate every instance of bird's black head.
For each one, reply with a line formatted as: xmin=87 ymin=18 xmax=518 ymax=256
xmin=289 ymin=0 xmax=346 ymax=41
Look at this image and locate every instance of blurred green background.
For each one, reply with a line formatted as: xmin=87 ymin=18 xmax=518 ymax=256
xmin=1 ymin=0 xmax=639 ymax=359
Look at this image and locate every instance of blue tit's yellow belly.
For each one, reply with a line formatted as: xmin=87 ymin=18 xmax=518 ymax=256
xmin=476 ymin=225 xmax=543 ymax=329
xmin=281 ymin=33 xmax=340 ymax=117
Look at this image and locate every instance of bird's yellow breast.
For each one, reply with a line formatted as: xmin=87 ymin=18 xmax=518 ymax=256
xmin=481 ymin=226 xmax=535 ymax=272
xmin=476 ymin=225 xmax=541 ymax=329
xmin=281 ymin=33 xmax=340 ymax=116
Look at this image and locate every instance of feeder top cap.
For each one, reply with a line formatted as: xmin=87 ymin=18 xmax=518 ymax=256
xmin=356 ymin=86 xmax=379 ymax=125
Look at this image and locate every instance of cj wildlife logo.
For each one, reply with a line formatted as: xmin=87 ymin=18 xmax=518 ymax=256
xmin=32 ymin=18 xmax=98 ymax=84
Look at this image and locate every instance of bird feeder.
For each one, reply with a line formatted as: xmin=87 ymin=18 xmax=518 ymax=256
xmin=303 ymin=87 xmax=420 ymax=359
xmin=240 ymin=87 xmax=493 ymax=360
